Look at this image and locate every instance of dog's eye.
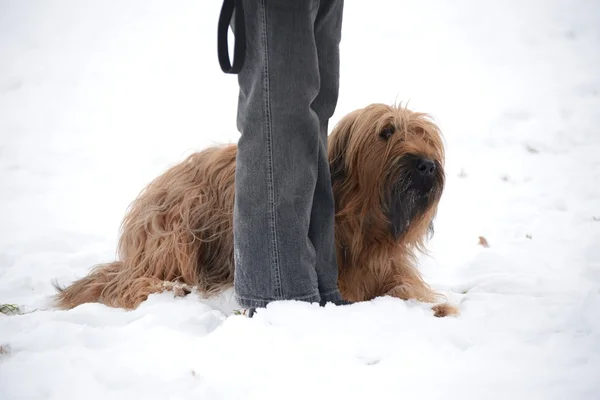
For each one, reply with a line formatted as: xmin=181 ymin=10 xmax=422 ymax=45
xmin=380 ymin=126 xmax=395 ymax=139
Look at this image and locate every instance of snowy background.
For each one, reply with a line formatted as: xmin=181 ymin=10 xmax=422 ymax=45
xmin=1 ymin=0 xmax=599 ymax=399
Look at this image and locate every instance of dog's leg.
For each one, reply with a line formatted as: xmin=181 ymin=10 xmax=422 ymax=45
xmin=385 ymin=262 xmax=459 ymax=318
xmin=386 ymin=283 xmax=439 ymax=304
xmin=107 ymin=277 xmax=193 ymax=309
xmin=387 ymin=284 xmax=459 ymax=317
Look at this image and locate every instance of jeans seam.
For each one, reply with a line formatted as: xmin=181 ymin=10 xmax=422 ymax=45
xmin=260 ymin=0 xmax=282 ymax=299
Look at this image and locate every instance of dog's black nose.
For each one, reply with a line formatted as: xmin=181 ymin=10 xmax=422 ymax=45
xmin=415 ymin=158 xmax=436 ymax=176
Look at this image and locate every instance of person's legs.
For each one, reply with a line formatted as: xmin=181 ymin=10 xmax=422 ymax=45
xmin=234 ymin=0 xmax=326 ymax=308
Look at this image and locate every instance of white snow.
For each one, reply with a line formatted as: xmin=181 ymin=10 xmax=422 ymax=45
xmin=1 ymin=0 xmax=599 ymax=399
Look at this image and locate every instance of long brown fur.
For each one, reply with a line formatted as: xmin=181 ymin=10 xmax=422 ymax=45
xmin=54 ymin=103 xmax=458 ymax=317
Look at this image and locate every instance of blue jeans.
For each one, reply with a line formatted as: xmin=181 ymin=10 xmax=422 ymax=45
xmin=233 ymin=0 xmax=345 ymax=308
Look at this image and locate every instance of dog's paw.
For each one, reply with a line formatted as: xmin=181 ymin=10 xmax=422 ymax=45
xmin=161 ymin=281 xmax=193 ymax=298
xmin=432 ymin=303 xmax=459 ymax=317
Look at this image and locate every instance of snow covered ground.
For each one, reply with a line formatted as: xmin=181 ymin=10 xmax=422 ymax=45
xmin=1 ymin=0 xmax=599 ymax=398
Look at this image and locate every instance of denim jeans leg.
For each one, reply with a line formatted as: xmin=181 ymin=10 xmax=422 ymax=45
xmin=233 ymin=0 xmax=344 ymax=308
xmin=309 ymin=0 xmax=345 ymax=303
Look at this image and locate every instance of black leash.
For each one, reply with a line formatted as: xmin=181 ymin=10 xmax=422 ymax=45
xmin=217 ymin=0 xmax=246 ymax=74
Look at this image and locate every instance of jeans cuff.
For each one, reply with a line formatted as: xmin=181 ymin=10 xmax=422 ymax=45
xmin=235 ymin=292 xmax=321 ymax=309
xmin=319 ymin=289 xmax=344 ymax=303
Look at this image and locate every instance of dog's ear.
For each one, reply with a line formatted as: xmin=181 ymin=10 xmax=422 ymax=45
xmin=328 ymin=110 xmax=359 ymax=184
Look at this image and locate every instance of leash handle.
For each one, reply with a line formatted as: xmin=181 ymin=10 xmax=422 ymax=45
xmin=218 ymin=0 xmax=246 ymax=74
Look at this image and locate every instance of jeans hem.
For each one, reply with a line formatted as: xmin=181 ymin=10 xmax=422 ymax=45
xmin=235 ymin=293 xmax=321 ymax=308
xmin=319 ymin=289 xmax=343 ymax=303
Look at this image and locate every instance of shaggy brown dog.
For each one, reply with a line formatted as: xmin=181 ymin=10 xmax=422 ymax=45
xmin=54 ymin=103 xmax=458 ymax=317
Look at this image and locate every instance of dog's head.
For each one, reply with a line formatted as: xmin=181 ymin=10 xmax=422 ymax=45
xmin=329 ymin=103 xmax=445 ymax=247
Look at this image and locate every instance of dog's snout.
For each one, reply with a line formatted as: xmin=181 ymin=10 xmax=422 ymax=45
xmin=415 ymin=158 xmax=436 ymax=176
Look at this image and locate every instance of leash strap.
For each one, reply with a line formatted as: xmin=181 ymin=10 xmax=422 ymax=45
xmin=217 ymin=0 xmax=246 ymax=74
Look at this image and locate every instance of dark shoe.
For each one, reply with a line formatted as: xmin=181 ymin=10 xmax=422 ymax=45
xmin=319 ymin=299 xmax=353 ymax=307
